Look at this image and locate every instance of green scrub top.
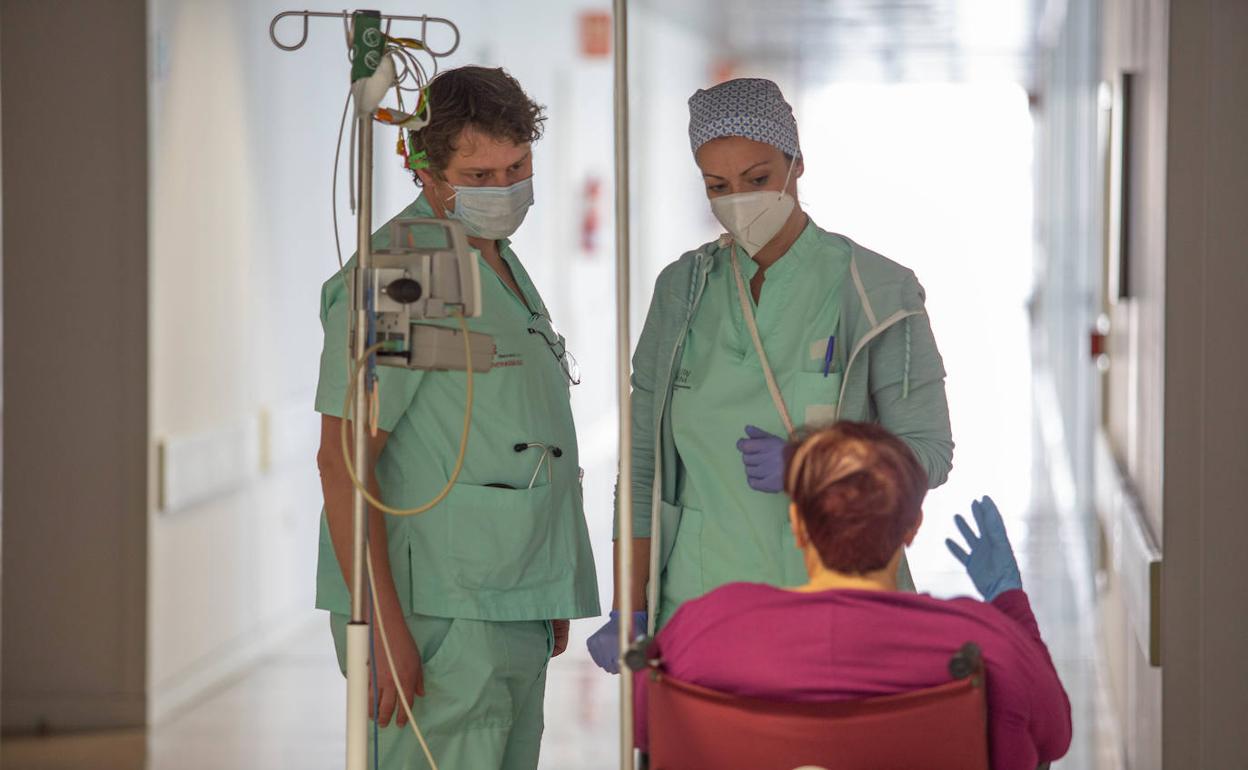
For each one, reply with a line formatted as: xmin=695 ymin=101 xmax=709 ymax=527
xmin=664 ymin=221 xmax=849 ymax=624
xmin=314 ymin=194 xmax=600 ymax=622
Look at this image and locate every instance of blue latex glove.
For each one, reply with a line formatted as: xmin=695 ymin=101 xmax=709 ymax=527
xmin=945 ymin=496 xmax=1023 ymax=601
xmin=586 ymin=610 xmax=647 ymax=674
xmin=736 ymin=424 xmax=787 ymax=493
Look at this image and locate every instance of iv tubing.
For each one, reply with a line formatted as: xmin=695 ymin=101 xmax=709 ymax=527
xmin=339 ymin=314 xmax=474 ymax=516
xmin=366 ymin=545 xmax=438 ymax=769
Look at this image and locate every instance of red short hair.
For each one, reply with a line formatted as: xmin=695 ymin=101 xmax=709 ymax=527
xmin=783 ymin=422 xmax=928 ymax=574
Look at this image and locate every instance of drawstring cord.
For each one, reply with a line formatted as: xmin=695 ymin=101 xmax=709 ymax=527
xmin=902 ymin=316 xmax=912 ymax=400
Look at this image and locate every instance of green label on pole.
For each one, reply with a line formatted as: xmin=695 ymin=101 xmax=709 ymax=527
xmin=350 ymin=11 xmax=383 ymax=82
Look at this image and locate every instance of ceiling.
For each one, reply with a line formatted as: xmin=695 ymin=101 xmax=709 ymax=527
xmin=642 ymin=0 xmax=1043 ymax=86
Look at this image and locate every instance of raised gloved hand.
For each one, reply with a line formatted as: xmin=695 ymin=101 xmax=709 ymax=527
xmin=586 ymin=610 xmax=647 ymax=674
xmin=737 ymin=425 xmax=787 ymax=493
xmin=945 ymin=496 xmax=1023 ymax=601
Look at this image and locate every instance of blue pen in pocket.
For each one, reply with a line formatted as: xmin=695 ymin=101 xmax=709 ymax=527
xmin=822 ymin=336 xmax=836 ymax=378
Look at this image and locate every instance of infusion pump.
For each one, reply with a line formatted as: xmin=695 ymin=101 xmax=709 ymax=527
xmin=351 ymin=217 xmax=494 ymax=373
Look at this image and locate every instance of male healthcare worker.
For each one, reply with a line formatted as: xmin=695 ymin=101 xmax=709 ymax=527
xmin=316 ymin=66 xmax=600 ymax=768
xmin=589 ymin=78 xmax=953 ymax=671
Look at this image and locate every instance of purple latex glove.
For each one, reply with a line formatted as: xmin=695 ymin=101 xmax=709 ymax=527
xmin=737 ymin=424 xmax=787 ymax=493
xmin=586 ymin=610 xmax=647 ymax=674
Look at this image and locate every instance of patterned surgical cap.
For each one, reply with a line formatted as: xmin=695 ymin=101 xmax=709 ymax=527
xmin=688 ymin=78 xmax=801 ymax=159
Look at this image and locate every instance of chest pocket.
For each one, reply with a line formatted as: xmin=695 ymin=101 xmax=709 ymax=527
xmin=792 ymin=371 xmax=843 ymax=430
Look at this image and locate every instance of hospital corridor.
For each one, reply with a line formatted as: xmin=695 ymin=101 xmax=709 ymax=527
xmin=1 ymin=1 xmax=1245 ymax=770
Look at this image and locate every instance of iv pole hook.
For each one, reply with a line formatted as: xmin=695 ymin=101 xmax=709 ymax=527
xmin=270 ymin=11 xmax=315 ymax=51
xmin=269 ymin=10 xmax=461 ymax=56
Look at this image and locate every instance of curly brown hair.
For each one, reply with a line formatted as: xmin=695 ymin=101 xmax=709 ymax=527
xmin=408 ymin=66 xmax=546 ymax=180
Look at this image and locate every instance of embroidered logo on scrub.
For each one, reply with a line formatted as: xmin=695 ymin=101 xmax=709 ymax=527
xmin=673 ymin=368 xmax=692 ymax=390
xmin=494 ymin=350 xmax=526 ymax=369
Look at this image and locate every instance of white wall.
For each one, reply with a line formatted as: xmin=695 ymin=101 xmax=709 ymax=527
xmin=147 ymin=0 xmax=339 ymax=719
xmin=147 ymin=0 xmax=717 ymax=720
xmin=1102 ymin=0 xmax=1168 ymax=538
xmin=1034 ymin=0 xmax=1104 ymax=535
xmin=1090 ymin=0 xmax=1168 ymax=765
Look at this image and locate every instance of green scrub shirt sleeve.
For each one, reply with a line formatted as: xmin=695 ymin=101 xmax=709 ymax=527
xmin=614 ymin=276 xmax=667 ymax=540
xmin=313 ymin=274 xmax=352 ymax=420
xmin=313 ymin=272 xmax=424 ymax=432
xmin=867 ymin=291 xmax=954 ymax=489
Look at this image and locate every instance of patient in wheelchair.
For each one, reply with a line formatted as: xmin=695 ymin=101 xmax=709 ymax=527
xmin=635 ymin=422 xmax=1071 ymax=770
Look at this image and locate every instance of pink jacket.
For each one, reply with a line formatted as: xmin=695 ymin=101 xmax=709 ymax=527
xmin=635 ymin=583 xmax=1071 ymax=770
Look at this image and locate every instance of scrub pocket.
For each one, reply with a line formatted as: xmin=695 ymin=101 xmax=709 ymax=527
xmin=445 ymin=482 xmax=558 ymax=592
xmin=328 ymin=612 xmax=457 ymax=676
xmin=656 ymin=500 xmax=684 ymax=572
xmin=660 ymin=505 xmax=705 ymax=615
xmin=416 ymin=611 xmax=461 ymax=673
xmin=793 ymin=370 xmax=843 ymax=429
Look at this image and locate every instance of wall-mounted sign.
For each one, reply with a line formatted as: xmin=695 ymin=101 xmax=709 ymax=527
xmin=579 ymin=11 xmax=611 ymax=58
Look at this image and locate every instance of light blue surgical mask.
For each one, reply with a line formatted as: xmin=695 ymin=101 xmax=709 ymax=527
xmin=444 ymin=177 xmax=535 ymax=240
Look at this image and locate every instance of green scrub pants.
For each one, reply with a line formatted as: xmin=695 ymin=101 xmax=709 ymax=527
xmin=330 ymin=613 xmax=553 ymax=770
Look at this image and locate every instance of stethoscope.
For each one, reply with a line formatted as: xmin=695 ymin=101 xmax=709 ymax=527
xmin=514 ymin=441 xmax=563 ymax=489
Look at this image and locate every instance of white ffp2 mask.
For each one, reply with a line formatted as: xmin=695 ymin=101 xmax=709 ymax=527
xmin=709 ymin=157 xmax=798 ymax=256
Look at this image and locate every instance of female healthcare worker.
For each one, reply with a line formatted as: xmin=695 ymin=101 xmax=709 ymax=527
xmin=589 ymin=78 xmax=953 ymax=670
xmin=316 ymin=66 xmax=600 ymax=767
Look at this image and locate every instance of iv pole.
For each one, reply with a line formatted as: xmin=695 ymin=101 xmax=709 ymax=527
xmin=269 ymin=12 xmax=460 ymax=770
xmin=345 ymin=78 xmax=374 ymax=770
xmin=612 ymin=1 xmax=636 ymax=769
